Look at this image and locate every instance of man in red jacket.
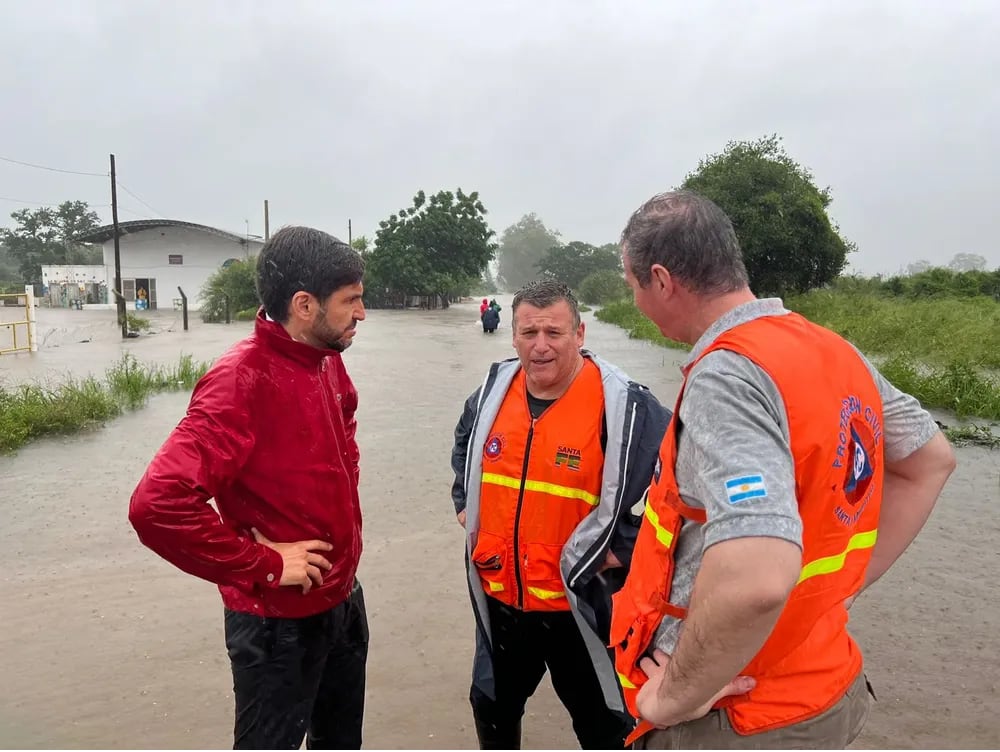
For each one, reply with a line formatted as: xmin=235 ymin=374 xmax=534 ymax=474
xmin=129 ymin=226 xmax=369 ymax=750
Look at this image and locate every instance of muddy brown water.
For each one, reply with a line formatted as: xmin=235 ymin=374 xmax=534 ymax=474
xmin=1 ymin=300 xmax=997 ymax=749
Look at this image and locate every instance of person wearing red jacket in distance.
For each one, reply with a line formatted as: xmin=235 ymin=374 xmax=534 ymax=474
xmin=128 ymin=226 xmax=369 ymax=750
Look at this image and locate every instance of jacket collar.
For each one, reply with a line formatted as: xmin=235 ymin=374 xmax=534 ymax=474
xmin=254 ymin=307 xmax=338 ymax=366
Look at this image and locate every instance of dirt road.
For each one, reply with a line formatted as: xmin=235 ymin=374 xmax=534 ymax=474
xmin=1 ymin=299 xmax=997 ymax=748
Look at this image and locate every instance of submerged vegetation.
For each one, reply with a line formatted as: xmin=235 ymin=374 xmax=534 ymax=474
xmin=0 ymin=353 xmax=210 ymax=453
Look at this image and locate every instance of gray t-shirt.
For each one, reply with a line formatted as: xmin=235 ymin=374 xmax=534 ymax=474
xmin=653 ymin=298 xmax=940 ymax=654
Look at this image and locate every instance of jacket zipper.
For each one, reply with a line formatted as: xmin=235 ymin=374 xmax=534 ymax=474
xmin=513 ymin=418 xmax=535 ymax=609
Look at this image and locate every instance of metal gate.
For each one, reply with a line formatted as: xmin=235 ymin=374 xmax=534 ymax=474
xmin=0 ymin=287 xmax=38 ymax=354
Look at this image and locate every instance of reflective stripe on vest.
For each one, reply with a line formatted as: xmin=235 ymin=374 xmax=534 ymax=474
xmin=474 ymin=360 xmax=605 ymax=612
xmin=798 ymin=529 xmax=878 ymax=584
xmin=611 ymin=313 xmax=885 ymax=738
xmin=644 ymin=503 xmax=675 ymax=548
xmin=482 ymin=472 xmax=600 ymax=506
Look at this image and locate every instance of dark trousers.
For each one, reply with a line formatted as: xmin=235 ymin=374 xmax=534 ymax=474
xmin=470 ymin=595 xmax=628 ymax=750
xmin=224 ymin=580 xmax=369 ymax=750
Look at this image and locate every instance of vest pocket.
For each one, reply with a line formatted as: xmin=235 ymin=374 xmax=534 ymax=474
xmin=472 ymin=531 xmax=508 ymax=595
xmin=522 ymin=541 xmax=568 ymax=604
xmin=609 ymin=591 xmax=659 ymax=678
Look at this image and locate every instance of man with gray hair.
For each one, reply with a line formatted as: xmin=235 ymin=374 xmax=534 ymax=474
xmin=610 ymin=190 xmax=956 ymax=748
xmin=451 ymin=280 xmax=672 ymax=749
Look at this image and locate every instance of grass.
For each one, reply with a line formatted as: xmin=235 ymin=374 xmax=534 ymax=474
xmin=595 ymin=294 xmax=1000 ymax=426
xmin=942 ymin=423 xmax=1000 ymax=448
xmin=595 ymin=300 xmax=690 ymax=352
xmin=0 ymin=353 xmax=210 ymax=453
xmin=785 ymin=291 xmax=1000 ymax=369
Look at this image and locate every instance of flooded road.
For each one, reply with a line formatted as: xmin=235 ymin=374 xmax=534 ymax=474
xmin=1 ymin=298 xmax=997 ymax=748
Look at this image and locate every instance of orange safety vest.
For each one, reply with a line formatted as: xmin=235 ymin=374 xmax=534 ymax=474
xmin=611 ymin=313 xmax=884 ymax=739
xmin=473 ymin=359 xmax=606 ymax=612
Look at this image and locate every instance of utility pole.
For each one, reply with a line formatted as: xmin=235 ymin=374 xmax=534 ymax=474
xmin=348 ymin=218 xmax=352 ymax=245
xmin=264 ymin=199 xmax=270 ymax=241
xmin=110 ymin=154 xmax=126 ymax=339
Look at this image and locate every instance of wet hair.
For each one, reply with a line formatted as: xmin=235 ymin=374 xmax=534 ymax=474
xmin=620 ymin=189 xmax=749 ymax=294
xmin=256 ymin=226 xmax=364 ymax=322
xmin=512 ymin=279 xmax=581 ymax=328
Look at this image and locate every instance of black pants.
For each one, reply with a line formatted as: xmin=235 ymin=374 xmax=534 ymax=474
xmin=470 ymin=596 xmax=628 ymax=750
xmin=224 ymin=580 xmax=369 ymax=750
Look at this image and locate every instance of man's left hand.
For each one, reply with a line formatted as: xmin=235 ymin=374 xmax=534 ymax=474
xmin=635 ymin=649 xmax=755 ymax=729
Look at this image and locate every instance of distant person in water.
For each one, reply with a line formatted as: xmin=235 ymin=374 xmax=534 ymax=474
xmin=482 ymin=305 xmax=500 ymax=334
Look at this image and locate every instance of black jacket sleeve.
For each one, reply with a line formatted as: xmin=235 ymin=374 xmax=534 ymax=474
xmin=451 ymin=387 xmax=481 ymax=515
xmin=607 ymin=387 xmax=672 ymax=569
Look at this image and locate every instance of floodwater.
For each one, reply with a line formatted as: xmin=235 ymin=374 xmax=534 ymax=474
xmin=1 ymin=299 xmax=997 ymax=749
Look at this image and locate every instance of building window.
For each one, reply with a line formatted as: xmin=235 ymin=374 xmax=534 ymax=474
xmin=168 ymin=254 xmax=183 ymax=265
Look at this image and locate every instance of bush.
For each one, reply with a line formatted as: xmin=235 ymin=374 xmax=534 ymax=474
xmin=200 ymin=258 xmax=259 ymax=323
xmin=234 ymin=307 xmax=257 ymax=322
xmin=126 ymin=314 xmax=151 ymax=332
xmin=578 ymin=270 xmax=631 ymax=305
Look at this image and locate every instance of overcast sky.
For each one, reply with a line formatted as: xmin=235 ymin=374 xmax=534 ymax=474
xmin=1 ymin=0 xmax=997 ymax=275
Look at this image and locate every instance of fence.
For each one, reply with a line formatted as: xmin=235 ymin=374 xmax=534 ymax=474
xmin=0 ymin=286 xmax=38 ymax=354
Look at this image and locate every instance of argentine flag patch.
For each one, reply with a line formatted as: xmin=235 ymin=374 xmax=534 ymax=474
xmin=725 ymin=474 xmax=767 ymax=504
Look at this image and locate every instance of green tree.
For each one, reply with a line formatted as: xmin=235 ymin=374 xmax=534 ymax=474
xmin=906 ymin=260 xmax=933 ymax=276
xmin=199 ymin=258 xmax=259 ymax=323
xmin=578 ymin=269 xmax=631 ymax=305
xmin=478 ymin=265 xmax=499 ymax=295
xmin=0 ymin=243 xmax=19 ymax=283
xmin=537 ymin=241 xmax=621 ymax=288
xmin=350 ymin=235 xmax=370 ymax=253
xmin=496 ymin=213 xmax=561 ymax=291
xmin=0 ymin=201 xmax=102 ymax=282
xmin=948 ymin=253 xmax=987 ymax=272
xmin=366 ymin=188 xmax=496 ymax=308
xmin=682 ymin=135 xmax=852 ymax=296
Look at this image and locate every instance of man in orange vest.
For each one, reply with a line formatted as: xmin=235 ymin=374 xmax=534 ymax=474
xmin=609 ymin=190 xmax=957 ymax=748
xmin=451 ymin=280 xmax=672 ymax=749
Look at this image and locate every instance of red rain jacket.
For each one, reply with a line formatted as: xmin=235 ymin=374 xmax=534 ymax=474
xmin=128 ymin=310 xmax=362 ymax=618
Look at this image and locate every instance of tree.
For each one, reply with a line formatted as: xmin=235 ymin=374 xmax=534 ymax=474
xmin=0 ymin=244 xmax=19 ymax=283
xmin=0 ymin=201 xmax=102 ymax=282
xmin=365 ymin=188 xmax=496 ymax=308
xmin=477 ymin=265 xmax=499 ymax=295
xmin=536 ymin=241 xmax=621 ymax=289
xmin=906 ymin=260 xmax=933 ymax=276
xmin=682 ymin=135 xmax=853 ymax=296
xmin=199 ymin=258 xmax=259 ymax=323
xmin=350 ymin=235 xmax=370 ymax=253
xmin=948 ymin=253 xmax=987 ymax=272
xmin=496 ymin=213 xmax=561 ymax=291
xmin=578 ymin=269 xmax=631 ymax=305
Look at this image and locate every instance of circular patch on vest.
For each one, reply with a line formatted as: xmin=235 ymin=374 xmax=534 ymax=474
xmin=484 ymin=433 xmax=505 ymax=461
xmin=842 ymin=416 xmax=876 ymax=507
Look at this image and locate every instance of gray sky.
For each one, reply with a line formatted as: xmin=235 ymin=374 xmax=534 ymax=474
xmin=1 ymin=0 xmax=997 ymax=276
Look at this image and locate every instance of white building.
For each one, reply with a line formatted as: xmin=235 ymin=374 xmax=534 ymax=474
xmin=40 ymin=264 xmax=107 ymax=308
xmin=41 ymin=265 xmax=106 ymax=287
xmin=75 ymin=219 xmax=264 ymax=310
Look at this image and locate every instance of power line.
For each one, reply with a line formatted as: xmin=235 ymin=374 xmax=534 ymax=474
xmin=0 ymin=154 xmax=107 ymax=178
xmin=116 ymin=180 xmax=164 ymax=217
xmin=0 ymin=195 xmax=112 ymax=208
xmin=1 ymin=154 xmax=165 ymax=216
